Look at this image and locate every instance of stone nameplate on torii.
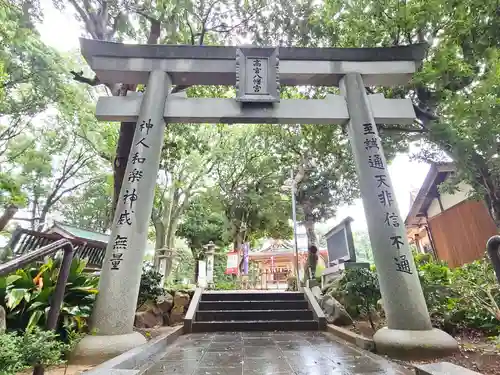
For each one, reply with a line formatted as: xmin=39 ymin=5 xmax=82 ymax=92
xmin=235 ymin=47 xmax=280 ymax=103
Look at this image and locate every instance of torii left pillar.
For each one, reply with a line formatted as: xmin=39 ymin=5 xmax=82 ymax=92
xmin=73 ymin=70 xmax=171 ymax=364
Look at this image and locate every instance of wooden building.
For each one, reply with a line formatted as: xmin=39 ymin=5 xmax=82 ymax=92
xmin=405 ymin=163 xmax=497 ymax=267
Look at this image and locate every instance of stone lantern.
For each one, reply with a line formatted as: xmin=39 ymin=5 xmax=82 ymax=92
xmin=203 ymin=241 xmax=218 ymax=288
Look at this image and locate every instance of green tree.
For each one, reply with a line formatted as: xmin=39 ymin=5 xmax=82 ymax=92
xmin=151 ymin=121 xmax=226 ymax=277
xmin=0 ymin=3 xmax=70 ymax=228
xmin=55 ymin=0 xmax=275 ymax=220
xmin=213 ymin=125 xmax=293 ymax=250
xmin=259 ymin=118 xmax=358 ymax=247
xmin=353 ymin=230 xmax=374 ymax=264
xmin=57 ymin=175 xmax=113 ymax=233
xmin=176 ymin=192 xmax=229 ymax=281
xmin=10 ymin=125 xmax=104 ymax=230
xmin=312 ymin=0 xmax=500 ymax=225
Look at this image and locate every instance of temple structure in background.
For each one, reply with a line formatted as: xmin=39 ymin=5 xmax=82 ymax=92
xmin=248 ymin=235 xmax=328 ymax=289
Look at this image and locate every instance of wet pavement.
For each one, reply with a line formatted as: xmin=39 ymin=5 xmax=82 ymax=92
xmin=145 ymin=331 xmax=410 ymax=375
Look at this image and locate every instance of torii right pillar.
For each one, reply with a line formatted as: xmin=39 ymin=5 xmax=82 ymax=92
xmin=340 ymin=72 xmax=458 ymax=359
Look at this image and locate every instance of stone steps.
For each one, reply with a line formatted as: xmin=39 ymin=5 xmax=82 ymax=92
xmin=191 ymin=319 xmax=319 ymax=332
xmin=196 ymin=309 xmax=313 ymax=321
xmin=197 ymin=299 xmax=310 ymax=310
xmin=190 ymin=291 xmax=321 ymax=332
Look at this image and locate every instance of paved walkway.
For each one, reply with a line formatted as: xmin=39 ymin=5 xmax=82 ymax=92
xmin=145 ymin=331 xmax=410 ymax=375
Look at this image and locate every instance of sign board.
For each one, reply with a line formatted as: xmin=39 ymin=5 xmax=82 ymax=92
xmin=324 ymin=217 xmax=356 ymax=266
xmin=225 ymin=251 xmax=239 ymax=275
xmin=235 ymin=47 xmax=279 ymax=103
xmin=198 ymin=260 xmax=207 ymax=287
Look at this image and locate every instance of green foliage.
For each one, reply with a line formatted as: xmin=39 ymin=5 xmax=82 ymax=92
xmin=214 ymin=280 xmax=239 ymax=290
xmin=0 ymin=257 xmax=98 ymax=335
xmin=177 ymin=192 xmax=230 ymax=264
xmin=0 ymin=331 xmax=24 ymax=374
xmin=168 ymin=247 xmax=196 ymax=285
xmin=257 ymin=119 xmax=359 ymax=246
xmin=20 ymin=328 xmax=68 ymax=368
xmin=332 ymin=254 xmax=500 ymax=334
xmin=353 ymin=230 xmax=374 ymax=264
xmin=415 ymin=254 xmax=459 ymax=329
xmin=214 ymin=252 xmax=233 ymax=284
xmin=312 ymin=0 xmax=500 ymax=224
xmin=0 ymin=328 xmax=68 ymax=375
xmin=450 ymin=258 xmax=500 ymax=332
xmin=137 ymin=263 xmax=164 ymax=309
xmin=57 ymin=175 xmax=113 ymax=233
xmin=332 ymin=268 xmax=381 ymax=329
xmin=213 ymin=124 xmax=293 ymax=248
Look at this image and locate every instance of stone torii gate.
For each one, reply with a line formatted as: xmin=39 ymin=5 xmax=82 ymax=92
xmin=74 ymin=39 xmax=458 ymax=362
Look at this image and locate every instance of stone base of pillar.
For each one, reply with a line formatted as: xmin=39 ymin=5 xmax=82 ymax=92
xmin=70 ymin=331 xmax=147 ymax=365
xmin=373 ymin=327 xmax=458 ymax=360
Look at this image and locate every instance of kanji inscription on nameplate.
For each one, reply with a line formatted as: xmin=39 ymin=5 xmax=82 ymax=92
xmin=245 ymin=58 xmax=268 ymax=94
xmin=235 ymin=47 xmax=279 ymax=103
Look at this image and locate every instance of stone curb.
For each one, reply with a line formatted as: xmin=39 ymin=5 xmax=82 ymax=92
xmin=82 ymin=325 xmax=184 ymax=375
xmin=303 ymin=286 xmax=327 ymax=330
xmin=326 ymin=324 xmax=375 ymax=352
xmin=184 ymin=287 xmax=203 ymax=333
xmin=414 ymin=362 xmax=483 ymax=375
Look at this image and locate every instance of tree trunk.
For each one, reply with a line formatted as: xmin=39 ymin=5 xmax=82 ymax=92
xmin=165 ymin=217 xmax=180 ymax=252
xmin=112 ymin=122 xmax=137 ymax=219
xmin=233 ymin=231 xmax=243 ymax=252
xmin=30 ymin=193 xmax=38 ymax=230
xmin=153 ymin=221 xmax=166 ymax=269
xmin=36 ymin=204 xmax=51 ymax=232
xmin=303 ymin=218 xmax=317 ymax=247
xmin=0 ymin=204 xmax=18 ymax=231
xmin=162 ymin=257 xmax=174 ymax=280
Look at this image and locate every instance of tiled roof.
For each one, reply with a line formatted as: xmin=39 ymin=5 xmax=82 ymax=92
xmin=52 ymin=222 xmax=109 ymax=244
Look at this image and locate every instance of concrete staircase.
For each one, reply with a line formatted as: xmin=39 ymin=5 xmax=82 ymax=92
xmin=191 ymin=291 xmax=320 ymax=332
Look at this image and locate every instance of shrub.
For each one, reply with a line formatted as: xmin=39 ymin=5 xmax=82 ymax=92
xmin=0 ymin=331 xmax=24 ymax=374
xmin=20 ymin=328 xmax=68 ymax=368
xmin=0 ymin=328 xmax=68 ymax=375
xmin=0 ymin=256 xmax=98 ymax=336
xmin=333 ymin=253 xmax=499 ymax=334
xmin=451 ymin=257 xmax=500 ymax=332
xmin=137 ymin=263 xmax=164 ymax=309
xmin=415 ymin=255 xmax=459 ymax=330
xmin=333 ymin=268 xmax=381 ymax=329
xmin=214 ymin=280 xmax=239 ymax=290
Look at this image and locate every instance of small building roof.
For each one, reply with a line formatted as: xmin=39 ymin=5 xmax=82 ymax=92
xmin=47 ymin=222 xmax=109 ymax=245
xmin=404 ymin=162 xmax=456 ymax=227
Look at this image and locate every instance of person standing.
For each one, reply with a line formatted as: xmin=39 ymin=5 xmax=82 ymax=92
xmin=308 ymin=245 xmax=318 ymax=280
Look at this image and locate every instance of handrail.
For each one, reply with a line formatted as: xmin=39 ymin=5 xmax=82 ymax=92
xmin=0 ymin=239 xmax=74 ymax=375
xmin=487 ymin=235 xmax=500 ymax=285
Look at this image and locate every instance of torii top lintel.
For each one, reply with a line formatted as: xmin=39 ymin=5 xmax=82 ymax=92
xmin=80 ymin=38 xmax=427 ymax=87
